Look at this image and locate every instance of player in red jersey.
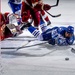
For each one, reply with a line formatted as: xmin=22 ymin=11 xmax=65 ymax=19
xmin=0 ymin=12 xmax=22 ymax=41
xmin=21 ymin=0 xmax=51 ymax=29
xmin=0 ymin=12 xmax=13 ymax=40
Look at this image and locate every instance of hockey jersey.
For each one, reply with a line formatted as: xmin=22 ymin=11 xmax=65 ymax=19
xmin=0 ymin=13 xmax=13 ymax=41
xmin=0 ymin=13 xmax=5 ymax=26
xmin=56 ymin=27 xmax=74 ymax=45
xmin=8 ymin=0 xmax=21 ymax=4
xmin=8 ymin=0 xmax=21 ymax=14
xmin=43 ymin=26 xmax=74 ymax=45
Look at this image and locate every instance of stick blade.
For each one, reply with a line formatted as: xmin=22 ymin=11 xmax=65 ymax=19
xmin=52 ymin=14 xmax=61 ymax=17
xmin=71 ymin=48 xmax=75 ymax=53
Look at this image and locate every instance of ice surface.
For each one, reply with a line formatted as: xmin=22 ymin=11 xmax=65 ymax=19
xmin=1 ymin=0 xmax=75 ymax=75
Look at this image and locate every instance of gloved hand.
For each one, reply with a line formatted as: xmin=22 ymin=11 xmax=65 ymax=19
xmin=57 ymin=38 xmax=67 ymax=46
xmin=43 ymin=4 xmax=51 ymax=11
xmin=34 ymin=4 xmax=51 ymax=11
xmin=48 ymin=39 xmax=55 ymax=45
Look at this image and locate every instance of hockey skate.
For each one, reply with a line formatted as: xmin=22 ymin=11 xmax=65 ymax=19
xmin=20 ymin=22 xmax=32 ymax=30
xmin=47 ymin=21 xmax=51 ymax=26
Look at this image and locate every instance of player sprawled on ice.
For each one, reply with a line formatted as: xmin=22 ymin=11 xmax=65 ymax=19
xmin=26 ymin=18 xmax=74 ymax=46
xmin=0 ymin=12 xmax=22 ymax=41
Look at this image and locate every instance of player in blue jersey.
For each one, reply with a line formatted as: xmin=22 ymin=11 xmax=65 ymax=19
xmin=8 ymin=0 xmax=22 ymax=25
xmin=8 ymin=0 xmax=21 ymax=15
xmin=27 ymin=18 xmax=74 ymax=46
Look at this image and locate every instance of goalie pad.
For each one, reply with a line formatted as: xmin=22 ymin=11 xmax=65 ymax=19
xmin=8 ymin=13 xmax=18 ymax=26
xmin=6 ymin=24 xmax=18 ymax=36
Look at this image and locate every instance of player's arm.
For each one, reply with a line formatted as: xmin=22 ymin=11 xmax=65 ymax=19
xmin=34 ymin=3 xmax=51 ymax=11
xmin=21 ymin=1 xmax=30 ymax=22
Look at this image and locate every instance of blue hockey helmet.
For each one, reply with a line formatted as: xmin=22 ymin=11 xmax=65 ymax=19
xmin=67 ymin=26 xmax=74 ymax=34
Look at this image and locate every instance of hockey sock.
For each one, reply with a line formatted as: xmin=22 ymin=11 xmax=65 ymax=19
xmin=28 ymin=26 xmax=40 ymax=38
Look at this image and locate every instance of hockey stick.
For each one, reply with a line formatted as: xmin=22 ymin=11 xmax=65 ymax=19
xmin=51 ymin=0 xmax=59 ymax=7
xmin=1 ymin=40 xmax=31 ymax=49
xmin=1 ymin=41 xmax=48 ymax=50
xmin=16 ymin=41 xmax=48 ymax=50
xmin=10 ymin=35 xmax=35 ymax=38
xmin=68 ymin=36 xmax=75 ymax=53
xmin=45 ymin=0 xmax=61 ymax=18
xmin=5 ymin=38 xmax=38 ymax=41
xmin=20 ymin=19 xmax=33 ymax=30
xmin=71 ymin=48 xmax=75 ymax=53
xmin=45 ymin=11 xmax=61 ymax=18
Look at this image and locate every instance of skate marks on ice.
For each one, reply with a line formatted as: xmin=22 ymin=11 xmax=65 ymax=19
xmin=1 ymin=43 xmax=56 ymax=58
xmin=1 ymin=41 xmax=75 ymax=58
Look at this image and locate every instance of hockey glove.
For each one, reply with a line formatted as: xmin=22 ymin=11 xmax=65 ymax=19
xmin=56 ymin=38 xmax=67 ymax=46
xmin=34 ymin=4 xmax=51 ymax=11
xmin=43 ymin=4 xmax=51 ymax=11
xmin=48 ymin=39 xmax=55 ymax=45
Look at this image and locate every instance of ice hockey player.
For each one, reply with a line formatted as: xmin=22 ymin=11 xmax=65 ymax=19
xmin=0 ymin=12 xmax=12 ymax=40
xmin=0 ymin=12 xmax=22 ymax=41
xmin=27 ymin=18 xmax=74 ymax=46
xmin=8 ymin=0 xmax=22 ymax=25
xmin=21 ymin=0 xmax=51 ymax=29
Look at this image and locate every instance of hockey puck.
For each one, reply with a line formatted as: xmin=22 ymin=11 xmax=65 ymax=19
xmin=65 ymin=57 xmax=69 ymax=61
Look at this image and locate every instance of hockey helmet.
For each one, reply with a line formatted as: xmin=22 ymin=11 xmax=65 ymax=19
xmin=67 ymin=26 xmax=74 ymax=34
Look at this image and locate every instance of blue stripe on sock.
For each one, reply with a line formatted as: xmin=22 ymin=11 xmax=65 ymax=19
xmin=28 ymin=26 xmax=36 ymax=33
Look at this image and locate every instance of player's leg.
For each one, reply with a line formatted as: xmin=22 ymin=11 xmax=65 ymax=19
xmin=28 ymin=26 xmax=43 ymax=40
xmin=40 ymin=16 xmax=50 ymax=33
xmin=40 ymin=10 xmax=51 ymax=25
xmin=30 ymin=10 xmax=40 ymax=29
xmin=8 ymin=2 xmax=16 ymax=13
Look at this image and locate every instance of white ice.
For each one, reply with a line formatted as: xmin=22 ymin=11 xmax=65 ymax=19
xmin=1 ymin=0 xmax=75 ymax=75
